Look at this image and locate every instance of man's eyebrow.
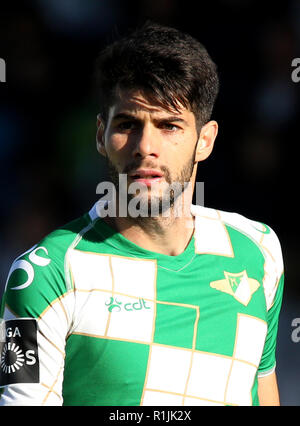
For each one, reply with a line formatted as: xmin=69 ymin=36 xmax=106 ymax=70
xmin=112 ymin=112 xmax=138 ymax=121
xmin=153 ymin=116 xmax=187 ymax=125
xmin=112 ymin=112 xmax=187 ymax=125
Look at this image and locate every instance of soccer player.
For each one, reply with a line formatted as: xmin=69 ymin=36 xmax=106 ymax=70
xmin=0 ymin=22 xmax=284 ymax=406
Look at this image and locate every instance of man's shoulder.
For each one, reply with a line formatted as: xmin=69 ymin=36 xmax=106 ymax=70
xmin=5 ymin=212 xmax=92 ymax=282
xmin=191 ymin=204 xmax=283 ymax=269
xmin=192 ymin=203 xmax=269 ymax=232
xmin=1 ymin=212 xmax=93 ymax=305
xmin=36 ymin=212 xmax=92 ymax=254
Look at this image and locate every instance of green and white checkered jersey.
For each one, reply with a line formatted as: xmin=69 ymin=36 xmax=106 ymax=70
xmin=0 ymin=202 xmax=284 ymax=406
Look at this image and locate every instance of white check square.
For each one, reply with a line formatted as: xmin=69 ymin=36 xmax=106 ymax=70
xmin=187 ymin=351 xmax=232 ymax=402
xmin=225 ymin=360 xmax=256 ymax=406
xmin=142 ymin=390 xmax=183 ymax=406
xmin=145 ymin=344 xmax=192 ymax=394
xmin=235 ymin=314 xmax=267 ymax=367
xmin=111 ymin=256 xmax=156 ymax=300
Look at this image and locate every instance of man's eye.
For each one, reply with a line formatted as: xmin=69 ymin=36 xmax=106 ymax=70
xmin=160 ymin=123 xmax=179 ymax=131
xmin=117 ymin=121 xmax=137 ymax=131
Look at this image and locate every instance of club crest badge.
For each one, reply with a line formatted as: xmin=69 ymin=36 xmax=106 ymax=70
xmin=210 ymin=270 xmax=260 ymax=306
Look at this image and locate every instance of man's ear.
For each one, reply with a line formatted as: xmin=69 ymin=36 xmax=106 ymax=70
xmin=96 ymin=113 xmax=106 ymax=157
xmin=195 ymin=120 xmax=218 ymax=162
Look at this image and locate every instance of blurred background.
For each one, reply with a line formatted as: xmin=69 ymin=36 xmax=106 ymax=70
xmin=0 ymin=0 xmax=299 ymax=405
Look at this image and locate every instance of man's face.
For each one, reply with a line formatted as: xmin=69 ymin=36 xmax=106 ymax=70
xmin=98 ymin=90 xmax=201 ymax=215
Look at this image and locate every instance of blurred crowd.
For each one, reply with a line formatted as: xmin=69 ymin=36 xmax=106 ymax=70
xmin=0 ymin=0 xmax=300 ymax=404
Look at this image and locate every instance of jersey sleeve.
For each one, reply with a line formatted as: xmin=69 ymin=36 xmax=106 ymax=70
xmin=0 ymin=240 xmax=75 ymax=405
xmin=257 ymin=225 xmax=284 ymax=377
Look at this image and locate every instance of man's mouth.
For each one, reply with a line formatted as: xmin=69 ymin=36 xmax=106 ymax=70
xmin=129 ymin=169 xmax=164 ymax=186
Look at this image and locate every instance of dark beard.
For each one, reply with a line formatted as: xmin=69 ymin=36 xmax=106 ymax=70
xmin=105 ymin=149 xmax=196 ymax=217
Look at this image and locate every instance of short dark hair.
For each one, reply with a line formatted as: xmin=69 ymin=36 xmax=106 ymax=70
xmin=95 ymin=21 xmax=219 ymax=127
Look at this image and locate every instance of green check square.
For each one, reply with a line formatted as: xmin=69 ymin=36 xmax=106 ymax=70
xmin=63 ymin=335 xmax=150 ymax=405
xmin=153 ymin=303 xmax=197 ymax=349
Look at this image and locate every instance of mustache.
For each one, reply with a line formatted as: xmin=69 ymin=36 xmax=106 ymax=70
xmin=122 ymin=162 xmax=172 ymax=183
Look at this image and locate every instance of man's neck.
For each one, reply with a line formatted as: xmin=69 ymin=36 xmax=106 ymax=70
xmin=102 ymin=202 xmax=195 ymax=256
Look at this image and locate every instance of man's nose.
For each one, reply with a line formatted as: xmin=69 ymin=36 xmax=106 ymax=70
xmin=132 ymin=124 xmax=160 ymax=158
